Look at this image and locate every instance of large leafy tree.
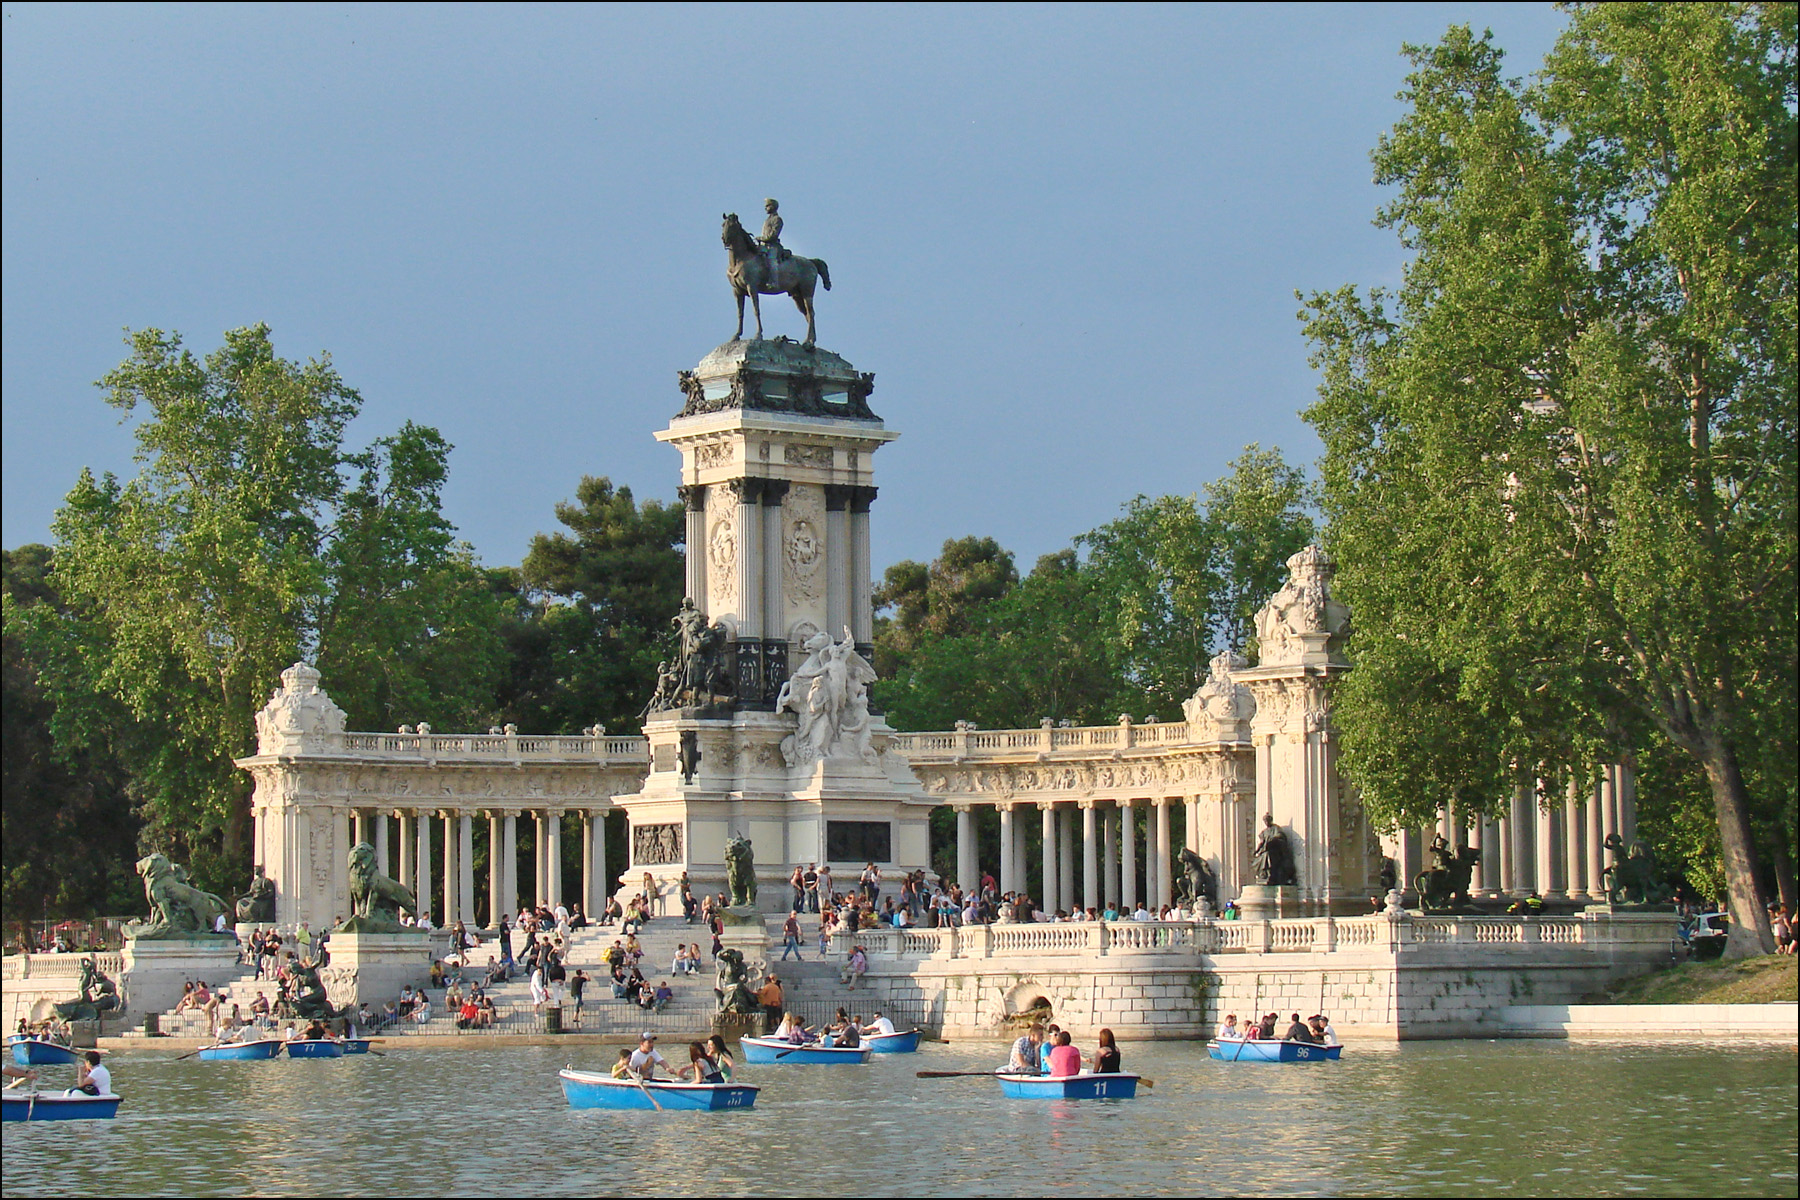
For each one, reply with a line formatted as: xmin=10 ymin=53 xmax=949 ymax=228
xmin=493 ymin=475 xmax=685 ymax=734
xmin=1302 ymin=6 xmax=1796 ymax=954
xmin=12 ymin=325 xmax=505 ymax=890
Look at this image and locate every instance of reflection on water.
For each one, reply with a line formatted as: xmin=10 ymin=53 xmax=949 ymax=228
xmin=3 ymin=1039 xmax=1794 ymax=1196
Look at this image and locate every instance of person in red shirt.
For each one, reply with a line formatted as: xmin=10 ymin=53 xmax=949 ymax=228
xmin=1046 ymin=1030 xmax=1083 ymax=1077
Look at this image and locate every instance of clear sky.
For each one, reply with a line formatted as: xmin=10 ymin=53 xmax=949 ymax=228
xmin=2 ymin=2 xmax=1570 ymax=576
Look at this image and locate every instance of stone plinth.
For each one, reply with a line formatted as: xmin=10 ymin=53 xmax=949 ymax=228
xmin=718 ymin=914 xmax=771 ymax=972
xmin=318 ymin=932 xmax=435 ymax=1009
xmin=711 ymin=1011 xmax=766 ymax=1041
xmin=1235 ymin=885 xmax=1303 ymax=922
xmin=121 ymin=937 xmax=245 ymax=1016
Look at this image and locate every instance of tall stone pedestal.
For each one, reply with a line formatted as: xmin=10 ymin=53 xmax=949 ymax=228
xmin=719 ymin=909 xmax=772 ymax=974
xmin=121 ymin=937 xmax=245 ymax=1017
xmin=318 ymin=932 xmax=435 ymax=1009
xmin=1235 ymin=885 xmax=1303 ymax=922
xmin=711 ymin=1011 xmax=766 ymax=1040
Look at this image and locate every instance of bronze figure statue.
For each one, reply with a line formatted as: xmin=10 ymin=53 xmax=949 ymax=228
xmin=1177 ymin=848 xmax=1219 ymax=910
xmin=648 ymin=599 xmax=735 ymax=713
xmin=53 ymin=957 xmax=121 ymax=1022
xmin=713 ymin=947 xmax=758 ymax=1015
xmin=1415 ymin=840 xmax=1481 ymax=911
xmin=724 ymin=835 xmax=757 ymax=908
xmin=1601 ymin=833 xmax=1673 ymax=905
xmin=235 ymin=864 xmax=276 ymax=924
xmin=722 ymin=208 xmax=831 ymax=346
xmin=125 ymin=853 xmax=233 ymax=940
xmin=1250 ymin=815 xmax=1298 ymax=887
xmin=340 ymin=842 xmax=421 ymax=933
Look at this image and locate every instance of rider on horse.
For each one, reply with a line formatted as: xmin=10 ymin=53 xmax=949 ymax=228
xmin=759 ymin=198 xmax=790 ymax=275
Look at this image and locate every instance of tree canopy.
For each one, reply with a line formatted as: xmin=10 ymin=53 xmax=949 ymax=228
xmin=1302 ymin=4 xmax=1796 ymax=954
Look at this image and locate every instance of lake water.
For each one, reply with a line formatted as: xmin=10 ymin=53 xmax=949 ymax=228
xmin=3 ymin=1039 xmax=1795 ymax=1196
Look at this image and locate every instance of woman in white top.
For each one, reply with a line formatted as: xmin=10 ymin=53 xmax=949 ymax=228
xmin=529 ymin=966 xmax=549 ymax=1012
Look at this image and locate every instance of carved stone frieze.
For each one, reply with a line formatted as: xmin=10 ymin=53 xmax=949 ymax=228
xmin=784 ymin=443 xmax=834 ymax=470
xmin=632 ymin=823 xmax=684 ymax=866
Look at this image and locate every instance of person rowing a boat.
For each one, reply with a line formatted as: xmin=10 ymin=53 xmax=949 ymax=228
xmin=1284 ymin=1013 xmax=1316 ymax=1044
xmin=861 ymin=1011 xmax=897 ymax=1038
xmin=72 ymin=1051 xmax=111 ymax=1097
xmin=628 ymin=1032 xmax=669 ymax=1080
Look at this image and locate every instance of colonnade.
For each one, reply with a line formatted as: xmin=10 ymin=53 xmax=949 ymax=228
xmin=953 ymin=797 xmax=1208 ymax=914
xmin=1383 ymin=765 xmax=1639 ymax=899
xmin=342 ymin=807 xmax=612 ymax=928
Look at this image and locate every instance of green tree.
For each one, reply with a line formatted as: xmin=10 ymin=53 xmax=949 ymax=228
xmin=14 ymin=324 xmax=505 ymax=891
xmin=2 ymin=546 xmax=142 ymax=925
xmin=873 ymin=535 xmax=1018 ymax=678
xmin=1302 ymin=7 xmax=1796 ymax=954
xmin=494 ymin=475 xmax=685 ymax=734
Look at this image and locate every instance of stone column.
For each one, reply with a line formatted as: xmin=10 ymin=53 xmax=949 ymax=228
xmin=547 ymin=811 xmax=563 ymax=908
xmin=1058 ymin=806 xmax=1075 ymax=915
xmin=459 ymin=813 xmax=475 ymax=925
xmin=1154 ymin=798 xmax=1173 ymax=909
xmin=533 ymin=813 xmax=547 ymax=907
xmin=679 ymin=484 xmax=706 ymax=608
xmin=1039 ymin=803 xmax=1057 ymax=912
xmin=1511 ymin=780 xmax=1535 ymax=894
xmin=1120 ymin=800 xmax=1137 ymax=911
xmin=850 ymin=488 xmax=876 ymax=644
xmin=487 ymin=813 xmax=504 ymax=930
xmin=1536 ymin=789 xmax=1564 ymax=899
xmin=591 ymin=811 xmax=610 ymax=917
xmin=441 ymin=812 xmax=459 ymax=926
xmin=734 ymin=479 xmax=763 ymax=640
xmin=956 ymin=807 xmax=975 ymax=892
xmin=397 ymin=812 xmax=414 ymax=903
xmin=1600 ymin=766 xmax=1620 ymax=890
xmin=416 ymin=812 xmax=433 ymax=921
xmin=375 ymin=812 xmax=390 ymax=877
xmin=1494 ymin=812 xmax=1513 ymax=896
xmin=502 ymin=812 xmax=519 ymax=923
xmin=1564 ymin=781 xmax=1587 ymax=900
xmin=1103 ymin=805 xmax=1120 ymax=909
xmin=1254 ymin=737 xmax=1272 ymax=830
xmin=331 ymin=808 xmax=351 ymax=925
xmin=353 ymin=810 xmax=368 ymax=848
xmin=998 ymin=804 xmax=1016 ymax=896
xmin=1185 ymin=798 xmax=1200 ymax=854
xmin=1081 ymin=802 xmax=1098 ymax=914
xmin=1466 ymin=814 xmax=1485 ymax=894
xmin=1399 ymin=828 xmax=1422 ymax=888
xmin=762 ymin=484 xmax=788 ymax=648
xmin=824 ymin=485 xmax=850 ymax=639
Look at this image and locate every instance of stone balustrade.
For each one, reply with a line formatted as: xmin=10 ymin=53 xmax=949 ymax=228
xmin=2 ymin=952 xmax=126 ymax=980
xmin=329 ymin=732 xmax=646 ymax=761
xmin=834 ymin=911 xmax=1672 ymax=963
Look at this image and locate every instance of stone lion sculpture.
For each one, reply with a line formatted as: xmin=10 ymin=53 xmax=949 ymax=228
xmin=125 ymin=853 xmax=232 ymax=940
xmin=724 ymin=834 xmax=757 ymax=908
xmin=339 ymin=841 xmax=420 ymax=933
xmin=713 ymin=947 xmax=758 ymax=1014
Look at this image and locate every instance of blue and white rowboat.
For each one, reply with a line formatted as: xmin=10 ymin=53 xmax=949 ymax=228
xmin=1 ymin=1091 xmax=123 ymax=1122
xmin=340 ymin=1039 xmax=376 ymax=1055
xmin=864 ymin=1028 xmax=924 ymax=1054
xmin=8 ymin=1037 xmax=83 ymax=1067
xmin=283 ymin=1039 xmax=346 ymax=1059
xmin=197 ymin=1039 xmax=284 ymax=1061
xmin=558 ymin=1068 xmax=759 ymax=1111
xmin=1207 ymin=1039 xmax=1342 ymax=1063
xmin=995 ymin=1072 xmax=1140 ymax=1100
xmin=739 ymin=1036 xmax=872 ymax=1065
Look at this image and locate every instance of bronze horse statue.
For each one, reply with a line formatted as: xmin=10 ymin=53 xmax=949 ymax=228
xmin=722 ymin=213 xmax=831 ymax=346
xmin=1415 ymin=845 xmax=1481 ymax=912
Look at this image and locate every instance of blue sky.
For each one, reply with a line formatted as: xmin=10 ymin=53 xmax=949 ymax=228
xmin=2 ymin=2 xmax=1569 ymax=575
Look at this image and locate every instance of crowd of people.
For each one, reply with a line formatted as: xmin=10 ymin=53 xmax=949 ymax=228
xmin=1003 ymin=1021 xmax=1124 ymax=1077
xmin=1215 ymin=1011 xmax=1338 ymax=1045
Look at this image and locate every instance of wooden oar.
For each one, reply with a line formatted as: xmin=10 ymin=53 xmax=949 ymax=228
xmin=625 ymin=1068 xmax=663 ymax=1111
xmin=916 ymin=1069 xmax=1000 ymax=1078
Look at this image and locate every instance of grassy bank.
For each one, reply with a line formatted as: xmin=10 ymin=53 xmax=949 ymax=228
xmin=1585 ymin=954 xmax=1796 ymax=1005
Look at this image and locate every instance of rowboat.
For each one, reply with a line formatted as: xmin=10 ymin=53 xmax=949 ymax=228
xmin=558 ymin=1068 xmax=759 ymax=1111
xmin=283 ymin=1039 xmax=346 ymax=1059
xmin=1206 ymin=1038 xmax=1342 ymax=1063
xmin=864 ymin=1028 xmax=924 ymax=1054
xmin=196 ymin=1039 xmax=284 ymax=1061
xmin=1 ymin=1091 xmax=123 ymax=1122
xmin=739 ymin=1036 xmax=872 ymax=1065
xmin=995 ymin=1072 xmax=1140 ymax=1100
xmin=8 ymin=1037 xmax=83 ymax=1067
xmin=341 ymin=1039 xmax=376 ymax=1055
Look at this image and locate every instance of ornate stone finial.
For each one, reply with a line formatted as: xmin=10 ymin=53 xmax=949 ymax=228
xmin=1183 ymin=649 xmax=1257 ymax=735
xmin=254 ymin=662 xmax=347 ymax=755
xmin=1251 ymin=544 xmax=1351 ymax=668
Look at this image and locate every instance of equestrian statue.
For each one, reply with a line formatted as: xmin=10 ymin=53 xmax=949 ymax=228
xmin=722 ymin=199 xmax=831 ymax=346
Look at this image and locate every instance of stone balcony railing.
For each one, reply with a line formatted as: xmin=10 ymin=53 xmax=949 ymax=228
xmin=311 ymin=731 xmax=648 ymax=762
xmin=888 ymin=718 xmax=1201 ymax=762
xmin=831 ymin=912 xmax=1673 ymax=962
xmin=2 ymin=952 xmax=127 ymax=981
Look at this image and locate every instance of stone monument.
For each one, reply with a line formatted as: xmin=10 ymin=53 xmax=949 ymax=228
xmin=120 ymin=853 xmax=244 ymax=1017
xmin=611 ymin=233 xmax=931 ymax=913
xmin=324 ymin=842 xmax=434 ymax=1009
